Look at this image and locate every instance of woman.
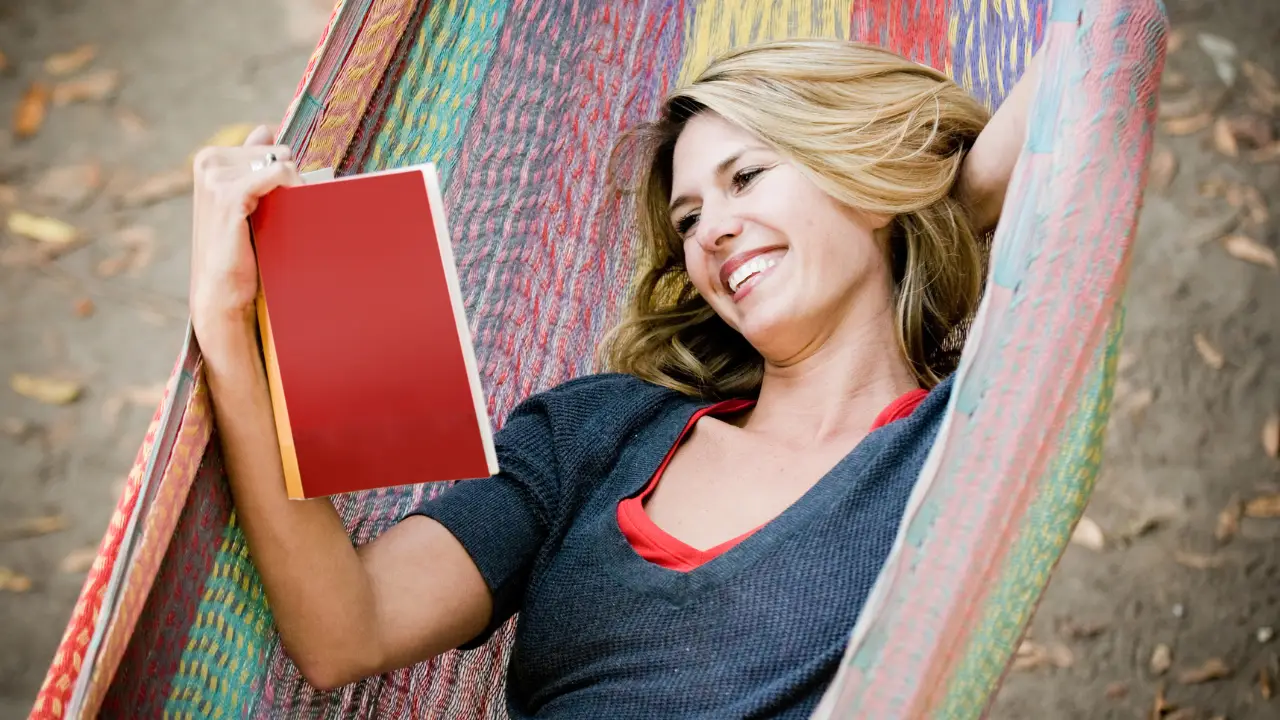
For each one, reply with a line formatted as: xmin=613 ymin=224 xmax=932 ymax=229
xmin=190 ymin=39 xmax=1036 ymax=718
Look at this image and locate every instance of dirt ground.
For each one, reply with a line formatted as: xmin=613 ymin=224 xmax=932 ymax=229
xmin=0 ymin=0 xmax=1276 ymax=719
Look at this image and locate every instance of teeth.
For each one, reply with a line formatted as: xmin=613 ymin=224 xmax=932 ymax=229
xmin=728 ymin=256 xmax=778 ymax=293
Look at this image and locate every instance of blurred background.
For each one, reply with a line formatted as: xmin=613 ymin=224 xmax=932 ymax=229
xmin=0 ymin=0 xmax=1276 ymax=718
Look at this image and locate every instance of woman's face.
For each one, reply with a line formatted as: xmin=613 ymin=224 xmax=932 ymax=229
xmin=668 ymin=112 xmax=895 ymax=364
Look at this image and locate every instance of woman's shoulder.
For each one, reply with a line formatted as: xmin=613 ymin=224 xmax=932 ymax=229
xmin=503 ymin=372 xmax=693 ymax=435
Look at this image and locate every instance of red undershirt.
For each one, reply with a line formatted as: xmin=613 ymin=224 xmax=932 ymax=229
xmin=617 ymin=388 xmax=929 ymax=572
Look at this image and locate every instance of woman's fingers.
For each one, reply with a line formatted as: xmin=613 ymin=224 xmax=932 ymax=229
xmin=243 ymin=124 xmax=274 ymax=147
xmin=194 ymin=144 xmax=294 ymax=174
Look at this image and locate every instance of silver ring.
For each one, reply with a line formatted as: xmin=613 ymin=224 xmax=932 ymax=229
xmin=250 ymin=152 xmax=278 ymax=172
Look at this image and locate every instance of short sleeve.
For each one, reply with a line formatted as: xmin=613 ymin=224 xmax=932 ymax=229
xmin=403 ymin=395 xmax=561 ymax=649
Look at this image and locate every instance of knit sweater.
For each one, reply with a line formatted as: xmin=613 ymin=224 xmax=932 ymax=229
xmin=409 ymin=372 xmax=953 ymax=719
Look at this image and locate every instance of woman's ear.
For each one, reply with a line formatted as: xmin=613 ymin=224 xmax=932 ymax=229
xmin=862 ymin=209 xmax=894 ymax=231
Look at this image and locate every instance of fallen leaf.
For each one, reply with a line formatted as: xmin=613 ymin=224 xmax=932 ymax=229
xmin=59 ymin=547 xmax=97 ymax=574
xmin=1221 ymin=235 xmax=1278 ymax=270
xmin=1263 ymin=413 xmax=1279 ymax=458
xmin=1250 ymin=142 xmax=1280 ymax=163
xmin=1178 ymin=658 xmax=1231 ymax=684
xmin=9 ymin=373 xmax=82 ymax=405
xmin=1159 ymin=89 xmax=1208 ymax=121
xmin=1193 ymin=333 xmax=1225 ymax=370
xmin=72 ymin=297 xmax=95 ymax=318
xmin=1162 ymin=70 xmax=1190 ymax=92
xmin=1213 ymin=117 xmax=1239 ymax=157
xmin=1200 ymin=175 xmax=1228 ymax=198
xmin=1071 ymin=516 xmax=1106 ymax=551
xmin=1104 ymin=681 xmax=1129 ymax=700
xmin=0 ymin=567 xmax=32 ymax=593
xmin=1013 ymin=640 xmax=1074 ymax=671
xmin=1122 ymin=387 xmax=1156 ymax=416
xmin=0 ymin=514 xmax=68 ymax=540
xmin=7 ymin=211 xmax=80 ymax=246
xmin=115 ymin=108 xmax=148 ymax=139
xmin=13 ymin=82 xmax=50 ymax=139
xmin=116 ymin=168 xmax=191 ymax=207
xmin=1227 ymin=115 xmax=1274 ymax=150
xmin=1217 ymin=496 xmax=1242 ymax=542
xmin=43 ymin=44 xmax=97 ymax=76
xmin=201 ymin=123 xmax=257 ymax=149
xmin=1148 ymin=147 xmax=1178 ymax=190
xmin=1242 ymin=60 xmax=1280 ymax=112
xmin=1151 ymin=643 xmax=1173 ymax=675
xmin=1125 ymin=512 xmax=1168 ymax=540
xmin=1056 ymin=617 xmax=1108 ymax=640
xmin=1175 ymin=550 xmax=1225 ymax=569
xmin=1262 ymin=665 xmax=1274 ymax=700
xmin=115 ymin=225 xmax=155 ymax=274
xmin=1152 ymin=682 xmax=1172 ymax=720
xmin=1240 ymin=185 xmax=1270 ymax=225
xmin=51 ymin=69 xmax=121 ymax=105
xmin=32 ymin=162 xmax=103 ymax=207
xmin=1244 ymin=494 xmax=1280 ymax=518
xmin=1164 ymin=111 xmax=1213 ymax=136
xmin=94 ymin=255 xmax=128 ymax=278
xmin=1197 ymin=33 xmax=1238 ymax=86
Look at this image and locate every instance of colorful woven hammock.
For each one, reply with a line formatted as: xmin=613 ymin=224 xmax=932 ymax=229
xmin=30 ymin=0 xmax=1167 ymax=717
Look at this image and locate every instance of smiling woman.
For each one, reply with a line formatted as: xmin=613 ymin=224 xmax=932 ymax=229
xmin=177 ymin=34 xmax=1035 ymax=720
xmin=604 ymin=40 xmax=993 ymax=398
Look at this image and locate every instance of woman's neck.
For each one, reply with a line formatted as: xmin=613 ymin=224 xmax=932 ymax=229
xmin=742 ymin=309 xmax=919 ymax=448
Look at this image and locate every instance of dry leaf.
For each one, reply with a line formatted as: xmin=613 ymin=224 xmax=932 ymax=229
xmin=44 ymin=44 xmax=97 ymax=76
xmin=1227 ymin=115 xmax=1274 ymax=149
xmin=13 ymin=82 xmax=50 ymax=139
xmin=1262 ymin=665 xmax=1274 ymax=700
xmin=1175 ymin=550 xmax=1225 ymax=569
xmin=0 ymin=514 xmax=68 ymax=540
xmin=1167 ymin=28 xmax=1186 ymax=54
xmin=1217 ymin=496 xmax=1242 ymax=542
xmin=115 ymin=108 xmax=148 ymax=139
xmin=1240 ymin=185 xmax=1270 ymax=226
xmin=59 ymin=547 xmax=97 ymax=574
xmin=200 ymin=123 xmax=257 ymax=151
xmin=7 ymin=211 xmax=81 ymax=246
xmin=1197 ymin=33 xmax=1238 ymax=86
xmin=1244 ymin=494 xmax=1280 ymax=518
xmin=1193 ymin=333 xmax=1225 ymax=370
xmin=1148 ymin=148 xmax=1178 ymax=191
xmin=1104 ymin=681 xmax=1129 ymax=700
xmin=116 ymin=225 xmax=155 ymax=273
xmin=1122 ymin=387 xmax=1156 ymax=416
xmin=1056 ymin=617 xmax=1108 ymax=640
xmin=1071 ymin=516 xmax=1106 ymax=551
xmin=1213 ymin=117 xmax=1239 ymax=157
xmin=1263 ymin=413 xmax=1279 ymax=459
xmin=1164 ymin=111 xmax=1213 ymax=136
xmin=1159 ymin=89 xmax=1208 ymax=121
xmin=1242 ymin=60 xmax=1280 ymax=111
xmin=9 ymin=373 xmax=82 ymax=405
xmin=51 ymin=69 xmax=121 ymax=105
xmin=73 ymin=297 xmax=95 ymax=318
xmin=33 ymin=162 xmax=103 ymax=207
xmin=1152 ymin=683 xmax=1172 ymax=720
xmin=1163 ymin=70 xmax=1190 ymax=92
xmin=1250 ymin=142 xmax=1280 ymax=163
xmin=1179 ymin=658 xmax=1231 ymax=684
xmin=1151 ymin=644 xmax=1173 ymax=675
xmin=1013 ymin=640 xmax=1074 ymax=671
xmin=0 ymin=567 xmax=32 ymax=593
xmin=1222 ymin=235 xmax=1278 ymax=270
xmin=116 ymin=168 xmax=191 ymax=207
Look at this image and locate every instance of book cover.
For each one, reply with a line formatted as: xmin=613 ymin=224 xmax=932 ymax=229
xmin=249 ymin=164 xmax=497 ymax=499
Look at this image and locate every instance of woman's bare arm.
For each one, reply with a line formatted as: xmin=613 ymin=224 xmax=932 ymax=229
xmin=956 ymin=49 xmax=1044 ymax=232
xmin=191 ymin=127 xmax=492 ymax=691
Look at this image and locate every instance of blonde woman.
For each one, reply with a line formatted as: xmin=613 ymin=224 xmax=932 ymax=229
xmin=189 ymin=39 xmax=1038 ymax=718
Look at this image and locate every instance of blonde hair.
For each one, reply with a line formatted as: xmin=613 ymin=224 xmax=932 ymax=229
xmin=600 ymin=39 xmax=991 ymax=399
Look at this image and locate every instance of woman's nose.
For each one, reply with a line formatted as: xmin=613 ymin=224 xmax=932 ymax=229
xmin=695 ymin=204 xmax=744 ymax=253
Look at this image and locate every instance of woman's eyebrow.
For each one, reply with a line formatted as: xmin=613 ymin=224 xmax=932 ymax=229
xmin=668 ymin=150 xmax=746 ymax=212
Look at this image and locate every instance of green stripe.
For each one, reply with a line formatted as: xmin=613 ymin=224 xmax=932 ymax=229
xmin=363 ymin=0 xmax=512 ymax=185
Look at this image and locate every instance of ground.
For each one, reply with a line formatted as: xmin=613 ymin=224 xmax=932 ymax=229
xmin=0 ymin=0 xmax=1276 ymax=719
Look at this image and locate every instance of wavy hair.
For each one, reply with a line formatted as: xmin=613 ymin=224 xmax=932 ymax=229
xmin=600 ymin=39 xmax=990 ymax=398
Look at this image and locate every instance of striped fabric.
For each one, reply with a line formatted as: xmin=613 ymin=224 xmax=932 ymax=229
xmin=29 ymin=0 xmax=1167 ymax=718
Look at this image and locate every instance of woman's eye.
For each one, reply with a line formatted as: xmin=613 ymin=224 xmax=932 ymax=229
xmin=731 ymin=166 xmax=765 ymax=192
xmin=675 ymin=212 xmax=700 ymax=237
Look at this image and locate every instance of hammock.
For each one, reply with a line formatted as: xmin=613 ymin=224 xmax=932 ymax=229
xmin=30 ymin=0 xmax=1167 ymax=717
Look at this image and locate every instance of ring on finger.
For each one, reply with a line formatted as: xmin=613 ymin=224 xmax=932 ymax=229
xmin=249 ymin=151 xmax=279 ymax=172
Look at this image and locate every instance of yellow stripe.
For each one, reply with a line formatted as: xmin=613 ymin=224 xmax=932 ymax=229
xmin=676 ymin=0 xmax=852 ymax=87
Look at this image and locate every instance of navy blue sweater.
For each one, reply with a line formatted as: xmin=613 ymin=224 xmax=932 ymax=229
xmin=410 ymin=372 xmax=952 ymax=719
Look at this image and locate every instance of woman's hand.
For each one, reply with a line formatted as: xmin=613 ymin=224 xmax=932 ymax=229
xmin=955 ymin=49 xmax=1043 ymax=233
xmin=189 ymin=124 xmax=301 ymax=354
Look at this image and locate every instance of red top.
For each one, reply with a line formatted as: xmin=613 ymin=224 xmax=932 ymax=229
xmin=617 ymin=388 xmax=930 ymax=572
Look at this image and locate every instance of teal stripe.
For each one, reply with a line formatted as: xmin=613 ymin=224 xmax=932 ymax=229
xmin=165 ymin=512 xmax=272 ymax=718
xmin=362 ymin=0 xmax=512 ymax=185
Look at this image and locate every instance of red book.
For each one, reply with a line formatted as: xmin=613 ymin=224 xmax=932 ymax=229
xmin=248 ymin=164 xmax=497 ymax=499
